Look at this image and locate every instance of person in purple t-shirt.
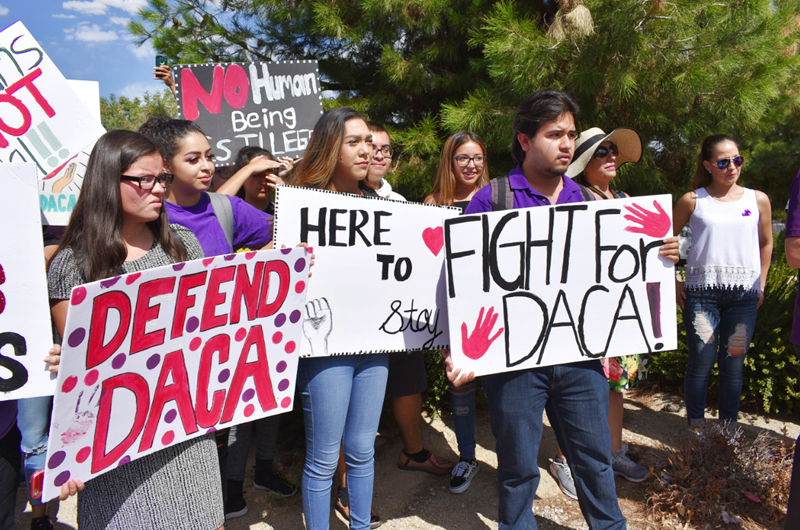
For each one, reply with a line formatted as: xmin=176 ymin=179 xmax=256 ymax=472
xmin=139 ymin=117 xmax=274 ymax=257
xmin=783 ymin=169 xmax=800 ymax=529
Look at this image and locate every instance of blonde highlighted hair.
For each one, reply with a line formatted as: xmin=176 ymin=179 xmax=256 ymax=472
xmin=428 ymin=131 xmax=489 ymax=206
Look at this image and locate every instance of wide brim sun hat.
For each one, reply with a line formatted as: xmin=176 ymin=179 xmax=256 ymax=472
xmin=565 ymin=127 xmax=643 ymax=179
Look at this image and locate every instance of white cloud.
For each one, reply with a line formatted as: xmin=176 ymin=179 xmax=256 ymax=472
xmin=109 ymin=16 xmax=130 ymax=25
xmin=65 ymin=23 xmax=119 ymax=42
xmin=0 ymin=4 xmax=9 ymax=16
xmin=103 ymin=0 xmax=148 ymax=15
xmin=128 ymin=39 xmax=154 ymax=59
xmin=119 ymin=82 xmax=157 ymax=99
xmin=63 ymin=1 xmax=107 ymax=15
xmin=52 ymin=13 xmax=77 ymax=19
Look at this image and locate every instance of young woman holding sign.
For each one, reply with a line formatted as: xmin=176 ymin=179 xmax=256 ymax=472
xmin=673 ymin=135 xmax=772 ymax=429
xmin=289 ymin=107 xmax=389 ymax=530
xmin=424 ymin=131 xmax=490 ymax=494
xmin=47 ymin=130 xmax=224 ymax=530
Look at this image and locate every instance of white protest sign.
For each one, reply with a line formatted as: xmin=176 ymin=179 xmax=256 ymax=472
xmin=274 ymin=186 xmax=459 ymax=356
xmin=0 ymin=163 xmax=55 ymax=400
xmin=43 ymin=248 xmax=310 ymax=501
xmin=445 ymin=195 xmax=677 ymax=377
xmin=0 ymin=22 xmax=105 ymax=224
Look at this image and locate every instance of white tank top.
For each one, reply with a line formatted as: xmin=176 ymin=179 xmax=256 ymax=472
xmin=685 ymin=187 xmax=761 ymax=292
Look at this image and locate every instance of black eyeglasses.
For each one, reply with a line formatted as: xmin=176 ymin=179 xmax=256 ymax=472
xmin=453 ymin=155 xmax=486 ymax=168
xmin=713 ymin=155 xmax=744 ymax=170
xmin=373 ymin=146 xmax=393 ymax=157
xmin=593 ymin=144 xmax=619 ymax=159
xmin=120 ymin=173 xmax=174 ymax=190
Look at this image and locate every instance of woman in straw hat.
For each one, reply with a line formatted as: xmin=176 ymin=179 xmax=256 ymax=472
xmin=546 ymin=127 xmax=651 ymax=501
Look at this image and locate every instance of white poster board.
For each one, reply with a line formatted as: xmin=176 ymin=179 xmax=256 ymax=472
xmin=445 ymin=195 xmax=677 ymax=377
xmin=38 ymin=142 xmax=93 ymax=226
xmin=274 ymin=186 xmax=460 ymax=356
xmin=43 ymin=248 xmax=310 ymax=501
xmin=0 ymin=163 xmax=55 ymax=400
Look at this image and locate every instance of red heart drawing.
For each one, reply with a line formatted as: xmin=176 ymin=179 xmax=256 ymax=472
xmin=422 ymin=226 xmax=444 ymax=256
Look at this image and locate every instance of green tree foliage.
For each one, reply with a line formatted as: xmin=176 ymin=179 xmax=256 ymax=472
xmin=100 ymin=89 xmax=178 ymax=132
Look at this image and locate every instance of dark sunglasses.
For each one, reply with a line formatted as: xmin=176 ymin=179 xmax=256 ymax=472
xmin=592 ymin=143 xmax=619 ymax=159
xmin=713 ymin=155 xmax=744 ymax=170
xmin=120 ymin=173 xmax=174 ymax=190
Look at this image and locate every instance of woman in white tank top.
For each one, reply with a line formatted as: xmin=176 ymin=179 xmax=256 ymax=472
xmin=673 ymin=135 xmax=773 ymax=428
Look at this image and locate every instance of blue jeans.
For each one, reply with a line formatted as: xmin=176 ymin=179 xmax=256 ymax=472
xmin=299 ymin=354 xmax=388 ymax=530
xmin=683 ymin=288 xmax=758 ymax=426
xmin=16 ymin=396 xmax=52 ymax=506
xmin=449 ymin=379 xmax=476 ymax=460
xmin=482 ymin=361 xmax=626 ymax=530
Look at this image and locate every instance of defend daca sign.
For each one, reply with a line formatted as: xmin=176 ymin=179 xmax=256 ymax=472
xmin=173 ymin=61 xmax=323 ymax=164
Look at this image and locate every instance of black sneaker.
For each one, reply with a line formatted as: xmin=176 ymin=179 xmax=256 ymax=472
xmin=225 ymin=480 xmax=248 ymax=520
xmin=30 ymin=516 xmax=54 ymax=530
xmin=254 ymin=471 xmax=298 ymax=498
xmin=449 ymin=458 xmax=480 ymax=494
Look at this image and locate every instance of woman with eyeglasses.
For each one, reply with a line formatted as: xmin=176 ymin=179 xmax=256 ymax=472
xmin=673 ymin=134 xmax=772 ymax=429
xmin=47 ymin=130 xmax=224 ymax=530
xmin=424 ymin=131 xmax=489 ymax=495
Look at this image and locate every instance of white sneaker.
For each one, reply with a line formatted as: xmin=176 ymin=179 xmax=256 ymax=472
xmin=612 ymin=448 xmax=649 ymax=482
xmin=548 ymin=458 xmax=577 ymax=500
xmin=449 ymin=458 xmax=480 ymax=494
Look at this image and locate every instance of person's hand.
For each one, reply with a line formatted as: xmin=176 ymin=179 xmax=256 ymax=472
xmin=280 ymin=243 xmax=315 ymax=277
xmin=441 ymin=349 xmax=475 ymax=388
xmin=659 ymin=236 xmax=680 ymax=264
xmin=758 ymin=287 xmax=765 ymax=308
xmin=153 ymin=65 xmax=176 ymax=96
xmin=59 ymin=478 xmax=85 ymax=500
xmin=676 ymin=280 xmax=686 ymax=309
xmin=303 ymin=298 xmax=332 ymax=356
xmin=277 ymin=157 xmax=295 ymax=180
xmin=45 ymin=344 xmax=61 ymax=374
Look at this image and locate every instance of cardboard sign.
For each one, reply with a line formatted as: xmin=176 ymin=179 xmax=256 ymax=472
xmin=445 ymin=195 xmax=677 ymax=377
xmin=173 ymin=61 xmax=323 ymax=165
xmin=43 ymin=248 xmax=310 ymax=500
xmin=274 ymin=186 xmax=459 ymax=356
xmin=0 ymin=163 xmax=55 ymax=400
xmin=0 ymin=21 xmax=105 ymax=178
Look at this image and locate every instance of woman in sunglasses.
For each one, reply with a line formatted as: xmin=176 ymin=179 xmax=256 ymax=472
xmin=47 ymin=130 xmax=224 ymax=529
xmin=673 ymin=134 xmax=773 ymax=429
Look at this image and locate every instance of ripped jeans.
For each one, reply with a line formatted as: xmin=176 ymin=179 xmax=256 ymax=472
xmin=683 ymin=287 xmax=758 ymax=426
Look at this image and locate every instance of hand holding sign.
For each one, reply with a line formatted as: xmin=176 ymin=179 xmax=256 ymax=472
xmin=623 ymin=201 xmax=671 ymax=238
xmin=461 ymin=307 xmax=504 ymax=361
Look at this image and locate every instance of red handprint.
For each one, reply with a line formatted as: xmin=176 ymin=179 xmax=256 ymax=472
xmin=623 ymin=201 xmax=671 ymax=238
xmin=461 ymin=306 xmax=504 ymax=360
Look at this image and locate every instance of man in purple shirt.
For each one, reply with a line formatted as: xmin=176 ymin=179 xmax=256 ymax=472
xmin=464 ymin=90 xmax=626 ymax=530
xmin=783 ymin=170 xmax=800 ymax=529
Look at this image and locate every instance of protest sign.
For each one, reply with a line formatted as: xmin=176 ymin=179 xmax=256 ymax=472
xmin=173 ymin=61 xmax=323 ymax=164
xmin=0 ymin=21 xmax=105 ymax=178
xmin=0 ymin=163 xmax=55 ymax=400
xmin=42 ymin=248 xmax=310 ymax=501
xmin=444 ymin=195 xmax=677 ymax=377
xmin=274 ymin=186 xmax=459 ymax=356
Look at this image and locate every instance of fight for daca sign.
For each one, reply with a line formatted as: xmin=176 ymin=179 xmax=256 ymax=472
xmin=173 ymin=61 xmax=323 ymax=164
xmin=274 ymin=186 xmax=460 ymax=356
xmin=42 ymin=248 xmax=310 ymax=501
xmin=0 ymin=163 xmax=55 ymax=401
xmin=445 ymin=195 xmax=678 ymax=377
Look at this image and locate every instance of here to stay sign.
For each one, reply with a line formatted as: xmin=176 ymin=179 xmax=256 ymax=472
xmin=445 ymin=195 xmax=677 ymax=377
xmin=43 ymin=248 xmax=310 ymax=500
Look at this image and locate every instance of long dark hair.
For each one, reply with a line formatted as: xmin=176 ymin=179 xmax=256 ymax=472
xmin=139 ymin=116 xmax=205 ymax=163
xmin=232 ymin=146 xmax=276 ymax=200
xmin=291 ymin=107 xmax=368 ymax=190
xmin=428 ymin=131 xmax=489 ymax=206
xmin=57 ymin=130 xmax=187 ymax=282
xmin=512 ymin=90 xmax=580 ymax=166
xmin=692 ymin=134 xmax=738 ymax=190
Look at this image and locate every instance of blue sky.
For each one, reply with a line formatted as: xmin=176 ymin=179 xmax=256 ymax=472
xmin=1 ymin=0 xmax=166 ymax=99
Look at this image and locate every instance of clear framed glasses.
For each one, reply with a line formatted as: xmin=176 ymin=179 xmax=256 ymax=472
xmin=592 ymin=143 xmax=619 ymax=159
xmin=373 ymin=145 xmax=393 ymax=157
xmin=453 ymin=155 xmax=486 ymax=168
xmin=120 ymin=173 xmax=174 ymax=190
xmin=714 ymin=155 xmax=744 ymax=170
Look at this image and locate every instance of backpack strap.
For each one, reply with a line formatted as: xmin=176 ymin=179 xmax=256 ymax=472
xmin=207 ymin=192 xmax=235 ymax=249
xmin=490 ymin=176 xmax=515 ymax=212
xmin=576 ymin=183 xmax=596 ymax=202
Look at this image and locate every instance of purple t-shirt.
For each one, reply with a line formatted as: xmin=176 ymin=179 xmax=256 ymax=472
xmin=465 ymin=165 xmax=588 ymax=214
xmin=785 ymin=170 xmax=800 ymax=344
xmin=165 ymin=193 xmax=273 ymax=257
